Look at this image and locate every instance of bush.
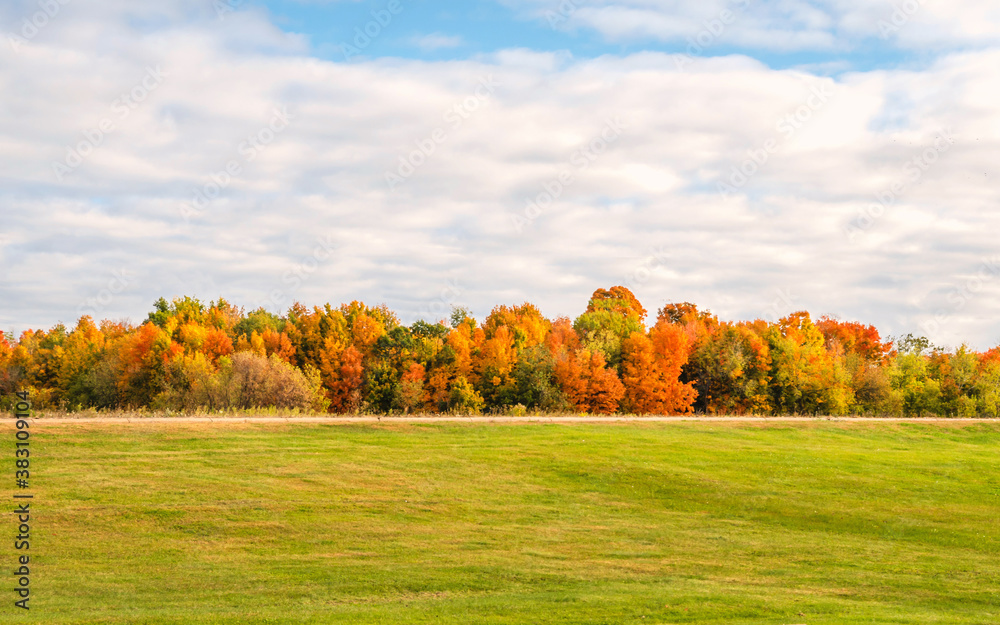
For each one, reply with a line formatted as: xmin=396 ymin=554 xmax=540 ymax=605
xmin=449 ymin=377 xmax=484 ymax=414
xmin=154 ymin=352 xmax=328 ymax=412
xmin=227 ymin=352 xmax=327 ymax=411
xmin=852 ymin=364 xmax=893 ymax=415
xmin=508 ymin=403 xmax=527 ymax=417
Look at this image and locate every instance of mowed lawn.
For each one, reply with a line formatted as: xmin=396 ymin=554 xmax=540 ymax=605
xmin=13 ymin=420 xmax=1000 ymax=624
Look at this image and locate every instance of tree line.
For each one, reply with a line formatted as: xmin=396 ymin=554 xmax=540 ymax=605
xmin=2 ymin=286 xmax=998 ymax=416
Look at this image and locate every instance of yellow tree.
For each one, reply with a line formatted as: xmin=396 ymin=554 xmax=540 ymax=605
xmin=474 ymin=324 xmax=518 ymax=405
xmin=8 ymin=326 xmax=69 ymax=407
xmin=446 ymin=317 xmax=481 ymax=382
xmin=483 ymin=303 xmax=551 ymax=349
xmin=55 ymin=316 xmax=108 ymax=406
xmin=764 ymin=312 xmax=853 ymax=415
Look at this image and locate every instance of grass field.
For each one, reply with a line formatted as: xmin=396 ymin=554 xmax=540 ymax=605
xmin=11 ymin=420 xmax=1000 ymax=624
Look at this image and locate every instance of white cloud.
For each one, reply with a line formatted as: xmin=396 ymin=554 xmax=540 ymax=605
xmin=0 ymin=2 xmax=999 ymax=349
xmin=500 ymin=0 xmax=1000 ymax=51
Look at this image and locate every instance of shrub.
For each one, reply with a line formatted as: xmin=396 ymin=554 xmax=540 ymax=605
xmin=153 ymin=352 xmax=328 ymax=412
xmin=228 ymin=352 xmax=327 ymax=411
xmin=449 ymin=376 xmax=484 ymax=414
xmin=508 ymin=403 xmax=527 ymax=417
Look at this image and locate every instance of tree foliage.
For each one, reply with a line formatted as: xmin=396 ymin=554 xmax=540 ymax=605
xmin=2 ymin=292 xmax=997 ymax=416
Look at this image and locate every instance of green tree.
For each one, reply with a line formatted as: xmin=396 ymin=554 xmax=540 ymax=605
xmin=573 ymin=287 xmax=646 ymax=369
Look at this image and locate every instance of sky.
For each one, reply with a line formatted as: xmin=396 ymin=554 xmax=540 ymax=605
xmin=0 ymin=0 xmax=998 ymax=349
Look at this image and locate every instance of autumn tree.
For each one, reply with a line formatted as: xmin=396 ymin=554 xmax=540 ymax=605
xmin=396 ymin=362 xmax=426 ymax=413
xmin=202 ymin=327 xmax=235 ymax=363
xmin=574 ymin=286 xmax=646 ymax=368
xmin=763 ymin=312 xmax=853 ymax=415
xmin=620 ymin=321 xmax=697 ymax=414
xmin=554 ymin=349 xmax=625 ymax=414
xmin=545 ymin=317 xmax=580 ymax=358
xmin=320 ymin=342 xmax=364 ymax=413
xmin=0 ymin=331 xmax=19 ymax=401
xmin=511 ymin=346 xmax=569 ymax=411
xmin=233 ymin=308 xmax=285 ymax=342
xmin=448 ymin=376 xmax=485 ymax=414
xmin=409 ymin=321 xmax=450 ymax=366
xmin=926 ymin=346 xmax=979 ymax=417
xmin=815 ymin=316 xmax=896 ymax=414
xmin=474 ymin=324 xmax=518 ymax=407
xmin=683 ymin=322 xmax=771 ymax=414
xmin=658 ymin=302 xmax=717 ymax=329
xmin=55 ymin=316 xmax=108 ymax=408
xmin=160 ymin=352 xmax=327 ymax=412
xmin=974 ymin=347 xmax=1000 ymax=416
xmin=816 ymin=317 xmax=893 ymax=364
xmin=118 ymin=322 xmax=183 ymax=408
xmin=483 ymin=303 xmax=552 ymax=350
xmin=286 ymin=303 xmax=349 ymax=371
xmin=588 ymin=287 xmax=647 ymax=320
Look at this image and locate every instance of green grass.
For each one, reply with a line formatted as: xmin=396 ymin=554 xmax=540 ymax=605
xmin=11 ymin=421 xmax=1000 ymax=623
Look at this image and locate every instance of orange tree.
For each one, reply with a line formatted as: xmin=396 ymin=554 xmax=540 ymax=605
xmin=620 ymin=320 xmax=697 ymax=415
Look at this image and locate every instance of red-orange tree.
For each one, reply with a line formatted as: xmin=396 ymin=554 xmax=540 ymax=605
xmin=621 ymin=321 xmax=697 ymax=414
xmin=555 ymin=349 xmax=625 ymax=414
